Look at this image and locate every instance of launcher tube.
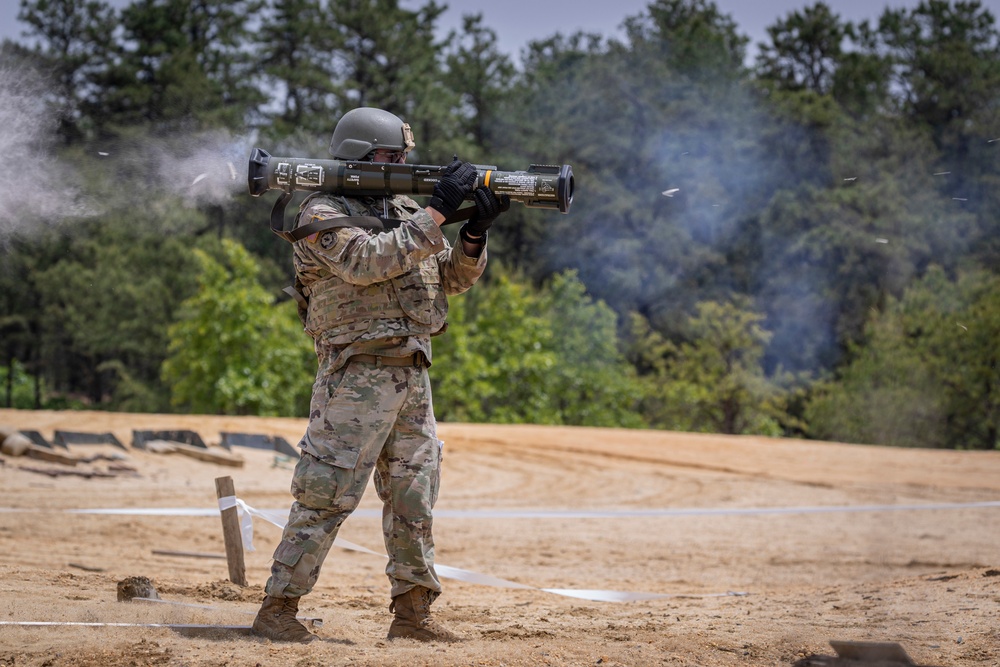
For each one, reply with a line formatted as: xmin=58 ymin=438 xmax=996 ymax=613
xmin=248 ymin=148 xmax=573 ymax=213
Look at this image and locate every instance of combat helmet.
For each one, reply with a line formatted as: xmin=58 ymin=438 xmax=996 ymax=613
xmin=329 ymin=107 xmax=415 ymax=160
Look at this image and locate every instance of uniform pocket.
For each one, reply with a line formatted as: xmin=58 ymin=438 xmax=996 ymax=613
xmin=290 ymin=451 xmax=345 ymax=509
xmin=300 ymin=365 xmax=363 ymax=469
xmin=273 ymin=541 xmax=304 ymax=567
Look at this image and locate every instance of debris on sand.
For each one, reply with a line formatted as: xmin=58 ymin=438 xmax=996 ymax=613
xmin=118 ymin=576 xmax=161 ymax=602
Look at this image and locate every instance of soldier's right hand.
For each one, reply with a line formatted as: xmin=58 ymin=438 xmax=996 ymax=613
xmin=428 ymin=159 xmax=477 ymax=219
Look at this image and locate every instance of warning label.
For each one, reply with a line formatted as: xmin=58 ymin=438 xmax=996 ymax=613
xmin=492 ymin=173 xmax=554 ymax=199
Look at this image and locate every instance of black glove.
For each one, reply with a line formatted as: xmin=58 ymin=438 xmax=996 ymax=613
xmin=461 ymin=187 xmax=510 ymax=242
xmin=428 ymin=159 xmax=477 ymax=219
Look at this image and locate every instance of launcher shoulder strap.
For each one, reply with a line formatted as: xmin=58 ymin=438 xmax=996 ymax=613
xmin=269 ymin=192 xmax=388 ymax=243
xmin=287 ymin=215 xmax=386 ymax=242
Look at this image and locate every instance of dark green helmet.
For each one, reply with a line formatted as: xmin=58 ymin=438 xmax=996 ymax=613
xmin=329 ymin=107 xmax=415 ymax=160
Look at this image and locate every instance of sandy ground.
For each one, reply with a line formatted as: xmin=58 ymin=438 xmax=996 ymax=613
xmin=0 ymin=408 xmax=998 ymax=666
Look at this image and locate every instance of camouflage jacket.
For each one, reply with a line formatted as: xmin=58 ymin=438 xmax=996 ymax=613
xmin=292 ymin=193 xmax=486 ymax=371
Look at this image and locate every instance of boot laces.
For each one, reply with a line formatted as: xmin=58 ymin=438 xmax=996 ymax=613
xmin=415 ymin=589 xmax=433 ymax=614
xmin=413 ymin=590 xmax=453 ymax=636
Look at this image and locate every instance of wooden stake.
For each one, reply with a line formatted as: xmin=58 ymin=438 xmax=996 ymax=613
xmin=214 ymin=476 xmax=247 ymax=586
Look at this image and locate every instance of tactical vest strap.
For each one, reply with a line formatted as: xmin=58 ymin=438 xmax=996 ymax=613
xmin=282 ymin=285 xmax=308 ymax=309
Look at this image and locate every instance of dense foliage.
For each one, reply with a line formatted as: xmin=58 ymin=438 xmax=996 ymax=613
xmin=1 ymin=0 xmax=997 ymax=449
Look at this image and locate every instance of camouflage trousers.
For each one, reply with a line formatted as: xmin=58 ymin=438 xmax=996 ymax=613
xmin=264 ymin=359 xmax=442 ymax=600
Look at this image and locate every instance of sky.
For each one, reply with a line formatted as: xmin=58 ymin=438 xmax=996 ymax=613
xmin=3 ymin=0 xmax=1000 ymax=61
xmin=413 ymin=0 xmax=1000 ymax=58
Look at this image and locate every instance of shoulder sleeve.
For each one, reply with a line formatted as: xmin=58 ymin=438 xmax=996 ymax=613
xmin=437 ymin=235 xmax=487 ymax=296
xmin=296 ymin=196 xmax=349 ymax=244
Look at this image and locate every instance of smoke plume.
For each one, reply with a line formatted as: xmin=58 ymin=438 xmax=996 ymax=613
xmin=0 ymin=63 xmax=91 ymax=239
xmin=0 ymin=61 xmax=258 ymax=243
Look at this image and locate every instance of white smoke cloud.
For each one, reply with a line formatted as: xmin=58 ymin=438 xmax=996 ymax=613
xmin=151 ymin=128 xmax=257 ymax=205
xmin=0 ymin=59 xmax=262 ymax=243
xmin=96 ymin=128 xmax=258 ymax=211
xmin=0 ymin=63 xmax=92 ymax=238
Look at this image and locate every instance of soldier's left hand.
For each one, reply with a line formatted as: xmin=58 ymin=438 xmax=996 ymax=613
xmin=463 ymin=187 xmax=509 ymax=239
xmin=429 ymin=159 xmax=478 ymax=219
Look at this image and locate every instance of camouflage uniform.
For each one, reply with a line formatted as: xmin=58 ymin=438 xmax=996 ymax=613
xmin=265 ymin=192 xmax=485 ymax=601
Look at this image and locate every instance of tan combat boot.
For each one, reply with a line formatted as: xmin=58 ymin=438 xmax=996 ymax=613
xmin=251 ymin=595 xmax=317 ymax=643
xmin=386 ymin=586 xmax=462 ymax=642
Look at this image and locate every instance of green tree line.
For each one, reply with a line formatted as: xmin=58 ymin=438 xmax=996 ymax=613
xmin=0 ymin=0 xmax=997 ymax=449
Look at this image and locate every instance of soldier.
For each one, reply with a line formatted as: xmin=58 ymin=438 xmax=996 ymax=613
xmin=251 ymin=107 xmax=507 ymax=643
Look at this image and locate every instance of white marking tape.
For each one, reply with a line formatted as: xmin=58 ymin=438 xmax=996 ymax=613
xmin=133 ymin=597 xmax=323 ymax=626
xmin=216 ymin=496 xmax=741 ymax=601
xmin=217 ymin=496 xmax=257 ymax=553
xmin=0 ymin=621 xmax=250 ymax=630
xmin=4 ymin=499 xmax=997 ymax=603
xmin=2 ymin=499 xmax=997 ymax=520
xmin=422 ymin=500 xmax=1000 ymax=519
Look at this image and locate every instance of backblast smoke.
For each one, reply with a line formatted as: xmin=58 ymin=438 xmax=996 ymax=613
xmin=0 ymin=61 xmax=256 ymax=244
xmin=0 ymin=63 xmax=91 ymax=241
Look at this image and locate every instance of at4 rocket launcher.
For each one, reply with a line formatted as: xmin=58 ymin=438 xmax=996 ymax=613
xmin=247 ymin=147 xmax=574 ymax=240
